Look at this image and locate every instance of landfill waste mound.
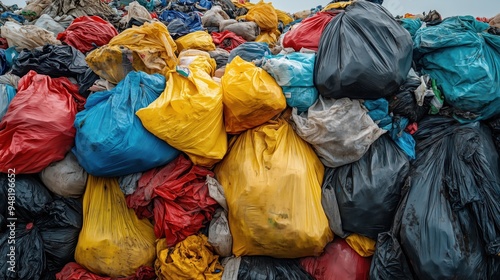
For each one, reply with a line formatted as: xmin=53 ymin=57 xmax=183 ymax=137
xmin=0 ymin=0 xmax=499 ymax=279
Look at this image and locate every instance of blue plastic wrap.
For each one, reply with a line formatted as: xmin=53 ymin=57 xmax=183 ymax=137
xmin=262 ymin=52 xmax=315 ymax=87
xmin=414 ymin=16 xmax=500 ymax=122
xmin=227 ymin=42 xmax=271 ymax=64
xmin=73 ymin=71 xmax=180 ymax=177
xmin=282 ymin=87 xmax=318 ymax=113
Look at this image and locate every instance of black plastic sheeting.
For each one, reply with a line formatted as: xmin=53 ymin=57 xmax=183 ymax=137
xmin=238 ymin=256 xmax=314 ymax=280
xmin=371 ymin=116 xmax=500 ymax=279
xmin=0 ymin=175 xmax=82 ymax=280
xmin=322 ymin=135 xmax=409 ymax=240
xmin=314 ymin=1 xmax=412 ymax=100
xmin=11 ymin=44 xmax=98 ymax=97
xmin=388 ymin=75 xmax=433 ymax=123
xmin=487 ymin=116 xmax=500 ymax=154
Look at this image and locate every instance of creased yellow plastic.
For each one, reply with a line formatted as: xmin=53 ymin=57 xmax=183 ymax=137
xmin=215 ymin=118 xmax=333 ymax=258
xmin=75 ymin=176 xmax=156 ymax=277
xmin=322 ymin=1 xmax=352 ymax=11
xmin=175 ymin=31 xmax=216 ymax=53
xmin=86 ymin=22 xmax=178 ymax=84
xmin=136 ymin=68 xmax=227 ymax=167
xmin=255 ymin=30 xmax=279 ymax=46
xmin=178 ymin=50 xmax=216 ymax=77
xmin=345 ymin=233 xmax=376 ymax=257
xmin=238 ymin=1 xmax=278 ymax=31
xmin=221 ymin=56 xmax=286 ymax=134
xmin=155 ymin=234 xmax=223 ymax=280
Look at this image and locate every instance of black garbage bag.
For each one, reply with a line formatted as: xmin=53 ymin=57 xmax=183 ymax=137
xmin=238 ymin=256 xmax=314 ymax=280
xmin=314 ymin=1 xmax=412 ymax=100
xmin=211 ymin=0 xmax=236 ymax=18
xmin=398 ymin=117 xmax=500 ymax=279
xmin=77 ymin=68 xmax=100 ymax=98
xmin=12 ymin=45 xmax=88 ymax=78
xmin=388 ymin=73 xmax=433 ymax=123
xmin=487 ymin=116 xmax=500 ymax=154
xmin=322 ymin=135 xmax=410 ymax=240
xmin=369 ymin=180 xmax=414 ymax=280
xmin=0 ymin=174 xmax=82 ymax=280
xmin=209 ymin=49 xmax=229 ymax=69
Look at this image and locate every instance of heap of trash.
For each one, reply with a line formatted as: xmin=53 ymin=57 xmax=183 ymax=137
xmin=0 ymin=0 xmax=500 ymax=279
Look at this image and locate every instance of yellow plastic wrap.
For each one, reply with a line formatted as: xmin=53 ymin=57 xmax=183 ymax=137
xmin=345 ymin=234 xmax=376 ymax=257
xmin=255 ymin=30 xmax=279 ymax=46
xmin=75 ymin=176 xmax=156 ymax=277
xmin=221 ymin=56 xmax=286 ymax=134
xmin=178 ymin=50 xmax=216 ymax=77
xmin=322 ymin=1 xmax=352 ymax=11
xmin=136 ymin=68 xmax=227 ymax=167
xmin=240 ymin=1 xmax=278 ymax=31
xmin=155 ymin=234 xmax=223 ymax=280
xmin=276 ymin=9 xmax=293 ymax=26
xmin=175 ymin=31 xmax=216 ymax=53
xmin=86 ymin=22 xmax=178 ymax=84
xmin=214 ymin=118 xmax=333 ymax=258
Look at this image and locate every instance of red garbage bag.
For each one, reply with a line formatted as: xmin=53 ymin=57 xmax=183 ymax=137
xmin=56 ymin=262 xmax=156 ymax=280
xmin=283 ymin=11 xmax=339 ymax=51
xmin=57 ymin=16 xmax=118 ymax=53
xmin=126 ymin=155 xmax=219 ymax=246
xmin=0 ymin=38 xmax=8 ymax=49
xmin=0 ymin=70 xmax=85 ymax=174
xmin=211 ymin=30 xmax=246 ymax=52
xmin=300 ymin=238 xmax=372 ymax=280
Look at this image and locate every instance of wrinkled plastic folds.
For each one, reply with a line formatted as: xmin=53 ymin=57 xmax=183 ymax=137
xmin=221 ymin=56 xmax=286 ymax=134
xmin=0 ymin=84 xmax=16 ymax=120
xmin=40 ymin=151 xmax=88 ymax=198
xmin=56 ymin=262 xmax=156 ymax=280
xmin=283 ymin=11 xmax=337 ymax=51
xmin=73 ymin=71 xmax=179 ymax=177
xmin=175 ymin=30 xmax=216 ymax=52
xmin=215 ymin=119 xmax=333 ymax=258
xmin=227 ymin=42 xmax=271 ymax=63
xmin=0 ymin=71 xmax=85 ymax=174
xmin=261 ymin=52 xmax=315 ymax=87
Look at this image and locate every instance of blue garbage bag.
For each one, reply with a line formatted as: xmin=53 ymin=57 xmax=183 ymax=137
xmin=4 ymin=47 xmax=18 ymax=68
xmin=167 ymin=12 xmax=203 ymax=38
xmin=399 ymin=18 xmax=423 ymax=38
xmin=159 ymin=10 xmax=190 ymax=23
xmin=73 ymin=71 xmax=180 ymax=177
xmin=0 ymin=84 xmax=16 ymax=120
xmin=414 ymin=16 xmax=500 ymax=122
xmin=261 ymin=52 xmax=316 ymax=87
xmin=0 ymin=50 xmax=7 ymax=75
xmin=282 ymin=87 xmax=318 ymax=113
xmin=227 ymin=42 xmax=271 ymax=64
xmin=198 ymin=0 xmax=212 ymax=10
xmin=1 ymin=12 xmax=24 ymax=23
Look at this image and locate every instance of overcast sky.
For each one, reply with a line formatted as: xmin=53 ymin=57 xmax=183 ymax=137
xmin=1 ymin=0 xmax=498 ymax=18
xmin=271 ymin=0 xmax=498 ymax=18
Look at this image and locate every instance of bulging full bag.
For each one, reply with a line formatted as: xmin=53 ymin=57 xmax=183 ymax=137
xmin=215 ymin=118 xmax=333 ymax=258
xmin=75 ymin=176 xmax=156 ymax=278
xmin=73 ymin=71 xmax=180 ymax=177
xmin=221 ymin=56 xmax=286 ymax=134
xmin=136 ymin=65 xmax=227 ymax=167
xmin=314 ymin=1 xmax=412 ymax=99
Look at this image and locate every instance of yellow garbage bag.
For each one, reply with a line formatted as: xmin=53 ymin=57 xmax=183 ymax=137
xmin=175 ymin=31 xmax=216 ymax=53
xmin=322 ymin=1 xmax=352 ymax=11
xmin=345 ymin=234 xmax=376 ymax=257
xmin=86 ymin=22 xmax=178 ymax=84
xmin=276 ymin=9 xmax=293 ymax=26
xmin=255 ymin=30 xmax=279 ymax=46
xmin=155 ymin=234 xmax=223 ymax=280
xmin=214 ymin=118 xmax=333 ymax=258
xmin=178 ymin=50 xmax=216 ymax=77
xmin=136 ymin=68 xmax=227 ymax=167
xmin=75 ymin=176 xmax=156 ymax=277
xmin=240 ymin=1 xmax=278 ymax=31
xmin=221 ymin=56 xmax=286 ymax=134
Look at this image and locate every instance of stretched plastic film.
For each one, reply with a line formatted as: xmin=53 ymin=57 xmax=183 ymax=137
xmin=221 ymin=56 xmax=286 ymax=134
xmin=75 ymin=176 xmax=156 ymax=278
xmin=215 ymin=119 xmax=333 ymax=258
xmin=137 ymin=67 xmax=227 ymax=167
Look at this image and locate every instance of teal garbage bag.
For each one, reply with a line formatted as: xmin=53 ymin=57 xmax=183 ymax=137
xmin=399 ymin=18 xmax=422 ymax=38
xmin=227 ymin=42 xmax=271 ymax=64
xmin=73 ymin=71 xmax=180 ymax=177
xmin=261 ymin=52 xmax=316 ymax=87
xmin=414 ymin=16 xmax=500 ymax=122
xmin=282 ymin=87 xmax=318 ymax=113
xmin=0 ymin=84 xmax=16 ymax=120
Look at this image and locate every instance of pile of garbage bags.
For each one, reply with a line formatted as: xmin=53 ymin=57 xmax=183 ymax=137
xmin=0 ymin=0 xmax=500 ymax=279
